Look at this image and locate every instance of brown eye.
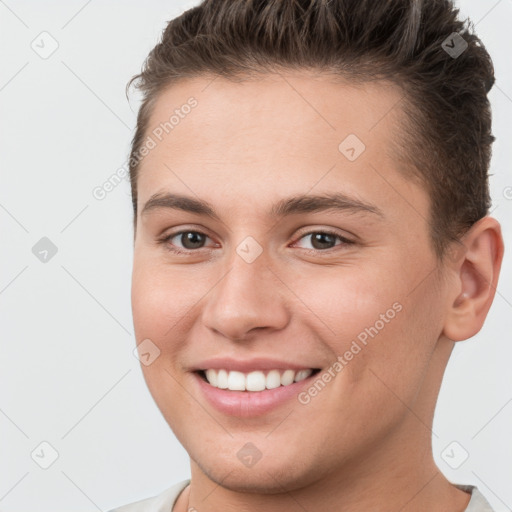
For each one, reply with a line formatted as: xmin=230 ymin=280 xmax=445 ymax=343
xmin=294 ymin=230 xmax=352 ymax=251
xmin=161 ymin=230 xmax=213 ymax=253
xmin=178 ymin=231 xmax=207 ymax=249
xmin=308 ymin=232 xmax=338 ymax=250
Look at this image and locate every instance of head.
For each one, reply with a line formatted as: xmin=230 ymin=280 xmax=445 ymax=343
xmin=127 ymin=0 xmax=503 ymax=494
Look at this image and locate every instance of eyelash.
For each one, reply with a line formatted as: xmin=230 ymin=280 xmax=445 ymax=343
xmin=157 ymin=228 xmax=354 ymax=255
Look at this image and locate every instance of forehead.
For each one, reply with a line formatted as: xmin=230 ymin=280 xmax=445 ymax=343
xmin=136 ymin=72 xmax=427 ymax=227
xmin=146 ymin=72 xmax=406 ymax=153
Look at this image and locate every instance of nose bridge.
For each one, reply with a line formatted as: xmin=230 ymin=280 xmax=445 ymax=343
xmin=201 ymin=238 xmax=289 ymax=340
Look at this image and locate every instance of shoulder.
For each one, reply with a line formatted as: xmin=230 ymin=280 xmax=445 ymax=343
xmin=455 ymin=484 xmax=495 ymax=512
xmin=107 ymin=479 xmax=191 ymax=512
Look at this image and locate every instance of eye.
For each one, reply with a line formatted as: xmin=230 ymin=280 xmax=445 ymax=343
xmin=158 ymin=228 xmax=354 ymax=255
xmin=159 ymin=230 xmax=216 ymax=254
xmin=292 ymin=230 xmax=354 ymax=251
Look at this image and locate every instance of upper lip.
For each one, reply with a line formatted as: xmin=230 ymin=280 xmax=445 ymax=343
xmin=191 ymin=357 xmax=320 ymax=373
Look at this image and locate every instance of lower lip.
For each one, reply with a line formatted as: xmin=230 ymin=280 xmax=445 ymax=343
xmin=193 ymin=371 xmax=318 ymax=417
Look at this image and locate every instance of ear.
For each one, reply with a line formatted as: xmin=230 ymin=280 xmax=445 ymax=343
xmin=442 ymin=216 xmax=504 ymax=342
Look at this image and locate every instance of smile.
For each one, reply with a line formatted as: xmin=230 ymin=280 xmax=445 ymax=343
xmin=198 ymin=368 xmax=320 ymax=392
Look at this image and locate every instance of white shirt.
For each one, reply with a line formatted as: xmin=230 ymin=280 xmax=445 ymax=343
xmin=107 ymin=479 xmax=495 ymax=511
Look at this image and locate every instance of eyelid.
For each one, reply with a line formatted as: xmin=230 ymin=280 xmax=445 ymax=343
xmin=290 ymin=228 xmax=354 ymax=251
xmin=159 ymin=226 xmax=355 ymax=255
xmin=160 ymin=227 xmax=218 ymax=252
xmin=292 ymin=225 xmax=355 ymax=243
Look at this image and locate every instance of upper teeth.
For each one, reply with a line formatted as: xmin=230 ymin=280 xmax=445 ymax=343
xmin=204 ymin=369 xmax=314 ymax=391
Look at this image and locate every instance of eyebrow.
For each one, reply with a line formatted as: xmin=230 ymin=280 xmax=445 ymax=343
xmin=141 ymin=191 xmax=384 ymax=220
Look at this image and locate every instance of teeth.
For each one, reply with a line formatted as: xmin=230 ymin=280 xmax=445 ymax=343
xmin=205 ymin=369 xmax=218 ymax=387
xmin=228 ymin=370 xmax=246 ymax=391
xmin=265 ymin=369 xmax=281 ymax=389
xmin=246 ymin=371 xmax=267 ymax=391
xmin=202 ymin=368 xmax=314 ymax=391
xmin=217 ymin=369 xmax=228 ymax=389
xmin=294 ymin=369 xmax=312 ymax=382
xmin=281 ymin=369 xmax=295 ymax=386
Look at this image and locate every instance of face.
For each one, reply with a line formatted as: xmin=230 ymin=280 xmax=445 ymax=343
xmin=131 ymin=72 xmax=451 ymax=492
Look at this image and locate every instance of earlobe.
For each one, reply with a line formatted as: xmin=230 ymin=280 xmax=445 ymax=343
xmin=442 ymin=217 xmax=504 ymax=342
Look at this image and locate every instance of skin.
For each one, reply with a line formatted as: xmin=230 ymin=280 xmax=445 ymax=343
xmin=131 ymin=72 xmax=504 ymax=512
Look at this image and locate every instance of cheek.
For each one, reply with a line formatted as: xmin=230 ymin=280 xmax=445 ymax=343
xmin=289 ymin=271 xmax=442 ymax=445
xmin=288 ymin=263 xmax=401 ymax=346
xmin=289 ymin=262 xmax=440 ymax=390
xmin=130 ymin=259 xmax=203 ymax=421
xmin=131 ymin=258 xmax=203 ymax=343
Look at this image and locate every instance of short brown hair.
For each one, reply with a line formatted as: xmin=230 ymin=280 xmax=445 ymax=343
xmin=126 ymin=0 xmax=495 ymax=258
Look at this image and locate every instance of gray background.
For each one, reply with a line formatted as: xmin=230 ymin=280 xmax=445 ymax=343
xmin=1 ymin=1 xmax=511 ymax=510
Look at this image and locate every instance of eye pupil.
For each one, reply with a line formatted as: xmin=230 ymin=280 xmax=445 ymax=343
xmin=311 ymin=232 xmax=336 ymax=250
xmin=182 ymin=231 xmax=205 ymax=249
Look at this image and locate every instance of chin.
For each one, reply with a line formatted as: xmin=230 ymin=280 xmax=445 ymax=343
xmin=191 ymin=450 xmax=327 ymax=495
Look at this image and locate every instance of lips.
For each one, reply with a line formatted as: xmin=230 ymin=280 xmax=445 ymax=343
xmin=191 ymin=358 xmax=321 ymax=391
xmin=191 ymin=357 xmax=319 ymax=373
xmin=190 ymin=357 xmax=322 ymax=416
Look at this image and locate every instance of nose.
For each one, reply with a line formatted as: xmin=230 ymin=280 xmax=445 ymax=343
xmin=201 ymin=248 xmax=290 ymax=342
